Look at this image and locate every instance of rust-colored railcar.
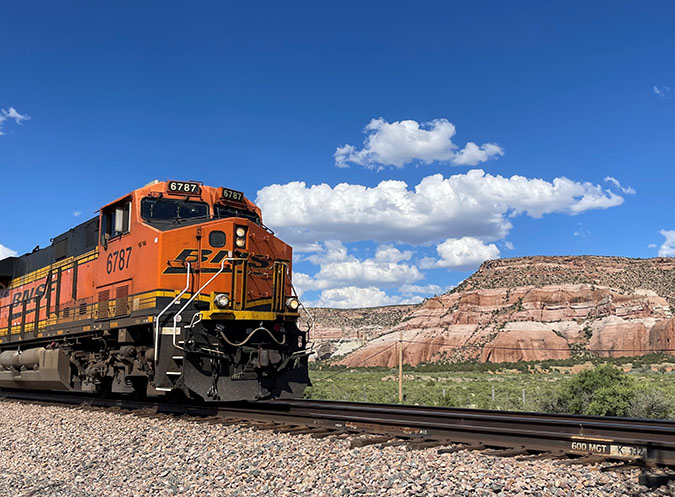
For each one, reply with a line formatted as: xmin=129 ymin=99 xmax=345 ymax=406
xmin=0 ymin=180 xmax=311 ymax=401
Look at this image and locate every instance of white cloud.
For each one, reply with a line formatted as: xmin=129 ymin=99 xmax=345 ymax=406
xmin=306 ymin=240 xmax=350 ymax=264
xmin=0 ymin=107 xmax=30 ymax=136
xmin=648 ymin=244 xmax=657 ymax=249
xmin=658 ymin=230 xmax=675 ymax=257
xmin=503 ymin=241 xmax=514 ymax=250
xmin=257 ymin=169 xmax=624 ymax=246
xmin=334 ymin=118 xmax=503 ymax=169
xmin=398 ymin=283 xmax=443 ymax=296
xmin=297 ymin=241 xmax=423 ymax=295
xmin=573 ymin=223 xmax=591 ymax=238
xmin=453 ymin=142 xmax=504 ymax=166
xmin=654 ymin=86 xmax=671 ymax=98
xmin=420 ymin=237 xmax=500 ymax=271
xmin=314 ymin=286 xmax=423 ymax=309
xmin=604 ymin=176 xmax=635 ymax=195
xmin=0 ymin=244 xmax=18 ymax=260
xmin=73 ymin=211 xmax=82 ymax=217
xmin=291 ymin=272 xmax=315 ymax=298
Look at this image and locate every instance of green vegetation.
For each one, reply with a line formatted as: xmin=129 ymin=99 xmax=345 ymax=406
xmin=305 ymin=356 xmax=675 ymax=419
xmin=541 ymin=364 xmax=636 ymax=416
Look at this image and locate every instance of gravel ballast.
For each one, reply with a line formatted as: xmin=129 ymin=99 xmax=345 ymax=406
xmin=0 ymin=400 xmax=674 ymax=497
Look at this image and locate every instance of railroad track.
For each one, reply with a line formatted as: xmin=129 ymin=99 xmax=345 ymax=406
xmin=2 ymin=390 xmax=675 ymax=487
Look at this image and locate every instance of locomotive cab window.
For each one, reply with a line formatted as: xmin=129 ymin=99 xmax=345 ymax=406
xmin=101 ymin=200 xmax=131 ymax=243
xmin=214 ymin=204 xmax=260 ymax=225
xmin=140 ymin=197 xmax=209 ymax=225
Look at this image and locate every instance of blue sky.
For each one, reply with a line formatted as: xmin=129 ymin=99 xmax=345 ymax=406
xmin=1 ymin=2 xmax=674 ymax=307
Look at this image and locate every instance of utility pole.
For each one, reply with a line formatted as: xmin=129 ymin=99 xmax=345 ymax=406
xmin=398 ymin=329 xmax=403 ymax=403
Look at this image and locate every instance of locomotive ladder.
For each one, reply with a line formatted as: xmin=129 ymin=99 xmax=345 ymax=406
xmin=154 ymin=256 xmax=244 ymax=391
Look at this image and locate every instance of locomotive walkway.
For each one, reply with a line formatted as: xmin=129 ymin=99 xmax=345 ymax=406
xmin=2 ymin=390 xmax=675 ymax=487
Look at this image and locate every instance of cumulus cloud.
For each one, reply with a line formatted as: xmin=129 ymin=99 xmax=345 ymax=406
xmin=334 ymin=118 xmax=503 ymax=169
xmin=257 ymin=170 xmax=625 ymax=246
xmin=453 ymin=142 xmax=504 ymax=166
xmin=654 ymin=86 xmax=672 ymax=98
xmin=294 ymin=241 xmax=423 ymax=297
xmin=0 ymin=244 xmax=18 ymax=260
xmin=604 ymin=176 xmax=635 ymax=195
xmin=398 ymin=283 xmax=443 ymax=296
xmin=314 ymin=286 xmax=423 ymax=309
xmin=420 ymin=237 xmax=500 ymax=271
xmin=0 ymin=107 xmax=30 ymax=136
xmin=658 ymin=230 xmax=675 ymax=257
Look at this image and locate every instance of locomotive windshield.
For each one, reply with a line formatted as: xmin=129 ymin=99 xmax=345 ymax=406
xmin=214 ymin=204 xmax=260 ymax=224
xmin=141 ymin=197 xmax=209 ymax=223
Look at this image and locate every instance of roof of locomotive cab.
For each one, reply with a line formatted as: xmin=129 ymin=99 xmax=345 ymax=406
xmin=98 ymin=180 xmax=261 ymax=217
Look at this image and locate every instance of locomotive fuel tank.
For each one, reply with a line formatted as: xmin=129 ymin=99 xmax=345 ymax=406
xmin=0 ymin=348 xmax=71 ymax=390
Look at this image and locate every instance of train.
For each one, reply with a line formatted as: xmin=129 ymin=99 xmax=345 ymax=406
xmin=0 ymin=180 xmax=311 ymax=401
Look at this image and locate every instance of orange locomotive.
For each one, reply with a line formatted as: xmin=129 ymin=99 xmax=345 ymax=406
xmin=0 ymin=180 xmax=311 ymax=401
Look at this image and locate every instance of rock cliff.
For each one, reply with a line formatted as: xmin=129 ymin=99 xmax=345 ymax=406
xmin=300 ymin=304 xmax=416 ymax=360
xmin=309 ymin=256 xmax=675 ymax=365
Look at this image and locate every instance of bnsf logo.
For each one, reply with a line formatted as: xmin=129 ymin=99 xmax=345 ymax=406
xmin=5 ymin=283 xmax=48 ymax=306
xmin=163 ymin=249 xmax=271 ymax=274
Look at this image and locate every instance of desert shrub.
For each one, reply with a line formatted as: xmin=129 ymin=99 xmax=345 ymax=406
xmin=540 ymin=363 xmax=636 ymax=416
xmin=628 ymin=389 xmax=674 ymax=419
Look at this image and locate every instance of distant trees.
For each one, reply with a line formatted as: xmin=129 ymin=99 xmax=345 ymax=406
xmin=541 ymin=363 xmax=674 ymax=418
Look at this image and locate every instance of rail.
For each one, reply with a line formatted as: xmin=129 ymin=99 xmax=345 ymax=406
xmin=2 ymin=389 xmax=675 ymax=477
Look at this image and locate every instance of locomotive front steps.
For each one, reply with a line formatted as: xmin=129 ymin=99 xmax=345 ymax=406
xmin=154 ymin=330 xmax=185 ymax=390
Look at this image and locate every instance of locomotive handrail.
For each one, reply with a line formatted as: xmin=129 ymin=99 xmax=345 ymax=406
xmin=291 ymin=277 xmax=314 ymax=338
xmin=171 ymin=257 xmax=245 ymax=351
xmin=153 ymin=262 xmax=191 ymax=363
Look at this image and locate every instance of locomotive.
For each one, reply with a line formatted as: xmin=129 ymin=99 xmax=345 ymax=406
xmin=0 ymin=180 xmax=311 ymax=401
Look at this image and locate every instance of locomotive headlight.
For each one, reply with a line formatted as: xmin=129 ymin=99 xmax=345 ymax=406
xmin=214 ymin=293 xmax=230 ymax=308
xmin=235 ymin=237 xmax=246 ymax=248
xmin=286 ymin=297 xmax=300 ymax=311
xmin=235 ymin=227 xmax=246 ymax=237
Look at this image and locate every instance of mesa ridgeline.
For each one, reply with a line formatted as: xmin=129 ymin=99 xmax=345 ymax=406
xmin=306 ymin=256 xmax=675 ymax=366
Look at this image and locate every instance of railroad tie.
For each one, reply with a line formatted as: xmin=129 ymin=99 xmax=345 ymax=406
xmin=600 ymin=460 xmax=645 ymax=473
xmin=639 ymin=471 xmax=675 ymax=488
xmin=290 ymin=428 xmax=333 ymax=435
xmin=381 ymin=439 xmax=412 ymax=448
xmin=350 ymin=436 xmax=395 ymax=448
xmin=516 ymin=451 xmax=566 ymax=462
xmin=311 ymin=430 xmax=345 ymax=439
xmin=249 ymin=422 xmax=282 ymax=430
xmin=483 ymin=447 xmax=529 ymax=457
xmin=190 ymin=416 xmax=224 ymax=424
xmin=557 ymin=455 xmax=606 ymax=466
xmin=208 ymin=418 xmax=242 ymax=425
xmin=438 ymin=444 xmax=484 ymax=454
xmin=405 ymin=440 xmax=453 ymax=451
xmin=274 ymin=425 xmax=312 ymax=434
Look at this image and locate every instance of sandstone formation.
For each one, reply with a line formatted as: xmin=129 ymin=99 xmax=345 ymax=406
xmin=300 ymin=304 xmax=416 ymax=360
xmin=313 ymin=256 xmax=675 ymax=366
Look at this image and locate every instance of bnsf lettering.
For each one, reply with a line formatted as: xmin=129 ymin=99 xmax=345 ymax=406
xmin=163 ymin=249 xmax=272 ymax=274
xmin=175 ymin=249 xmax=214 ymax=264
xmin=174 ymin=249 xmax=271 ymax=269
xmin=10 ymin=283 xmax=47 ymax=306
xmin=250 ymin=254 xmax=270 ymax=269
